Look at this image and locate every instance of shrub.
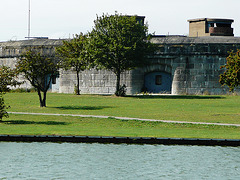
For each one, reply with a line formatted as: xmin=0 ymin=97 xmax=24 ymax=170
xmin=9 ymin=88 xmax=36 ymax=93
xmin=0 ymin=94 xmax=9 ymax=121
xmin=115 ymin=84 xmax=127 ymax=97
xmin=74 ymin=85 xmax=81 ymax=95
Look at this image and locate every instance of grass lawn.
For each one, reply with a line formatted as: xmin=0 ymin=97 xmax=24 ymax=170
xmin=1 ymin=114 xmax=240 ymax=139
xmin=1 ymin=92 xmax=240 ymax=139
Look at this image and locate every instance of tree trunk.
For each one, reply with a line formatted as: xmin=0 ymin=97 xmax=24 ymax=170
xmin=42 ymin=91 xmax=47 ymax=107
xmin=76 ymin=71 xmax=80 ymax=95
xmin=115 ymin=71 xmax=121 ymax=96
xmin=37 ymin=89 xmax=47 ymax=107
xmin=37 ymin=89 xmax=44 ymax=107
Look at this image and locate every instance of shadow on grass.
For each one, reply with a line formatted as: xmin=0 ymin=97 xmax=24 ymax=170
xmin=51 ymin=105 xmax=114 ymax=111
xmin=126 ymin=95 xmax=224 ymax=99
xmin=2 ymin=120 xmax=69 ymax=125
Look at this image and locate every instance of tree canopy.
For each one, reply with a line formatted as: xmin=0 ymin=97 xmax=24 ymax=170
xmin=56 ymin=33 xmax=91 ymax=95
xmin=0 ymin=65 xmax=18 ymax=93
xmin=89 ymin=12 xmax=155 ymax=96
xmin=220 ymin=49 xmax=240 ymax=92
xmin=17 ymin=49 xmax=59 ymax=107
xmin=0 ymin=94 xmax=9 ymax=121
xmin=0 ymin=66 xmax=18 ymax=121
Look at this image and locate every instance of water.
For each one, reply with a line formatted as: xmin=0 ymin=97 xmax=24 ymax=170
xmin=0 ymin=142 xmax=239 ymax=180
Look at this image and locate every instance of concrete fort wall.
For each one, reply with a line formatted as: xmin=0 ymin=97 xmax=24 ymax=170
xmin=0 ymin=39 xmax=62 ymax=90
xmin=0 ymin=57 xmax=32 ymax=90
xmin=58 ymin=53 xmax=236 ymax=95
xmin=59 ymin=68 xmax=135 ymax=94
xmin=171 ymin=55 xmax=228 ymax=95
xmin=1 ymin=37 xmax=240 ymax=95
xmin=151 ymin=36 xmax=240 ymax=95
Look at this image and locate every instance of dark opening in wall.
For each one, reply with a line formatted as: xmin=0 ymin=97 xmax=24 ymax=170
xmin=52 ymin=76 xmax=57 ymax=84
xmin=155 ymin=75 xmax=162 ymax=85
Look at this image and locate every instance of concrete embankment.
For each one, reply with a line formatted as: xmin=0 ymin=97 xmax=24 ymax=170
xmin=0 ymin=135 xmax=240 ymax=146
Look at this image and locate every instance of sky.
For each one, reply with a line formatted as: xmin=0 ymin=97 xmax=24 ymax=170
xmin=1 ymin=0 xmax=240 ymax=42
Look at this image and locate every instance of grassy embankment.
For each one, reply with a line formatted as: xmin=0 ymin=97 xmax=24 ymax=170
xmin=0 ymin=93 xmax=239 ymax=139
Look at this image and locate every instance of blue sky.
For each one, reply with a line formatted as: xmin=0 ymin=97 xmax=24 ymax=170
xmin=1 ymin=0 xmax=240 ymax=41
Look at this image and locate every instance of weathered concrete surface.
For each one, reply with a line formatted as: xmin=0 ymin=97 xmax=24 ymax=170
xmin=1 ymin=36 xmax=240 ymax=95
xmin=150 ymin=36 xmax=240 ymax=94
xmin=0 ymin=39 xmax=63 ymax=90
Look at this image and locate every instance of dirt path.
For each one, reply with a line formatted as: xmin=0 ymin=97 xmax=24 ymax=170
xmin=8 ymin=111 xmax=240 ymax=127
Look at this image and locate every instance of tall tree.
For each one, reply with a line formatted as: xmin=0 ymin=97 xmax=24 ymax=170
xmin=89 ymin=12 xmax=155 ymax=96
xmin=0 ymin=66 xmax=18 ymax=121
xmin=56 ymin=33 xmax=91 ymax=95
xmin=220 ymin=49 xmax=240 ymax=92
xmin=17 ymin=49 xmax=59 ymax=107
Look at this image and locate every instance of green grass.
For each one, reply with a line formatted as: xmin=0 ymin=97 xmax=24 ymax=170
xmin=1 ymin=92 xmax=240 ymax=139
xmin=4 ymin=93 xmax=240 ymax=124
xmin=1 ymin=114 xmax=240 ymax=139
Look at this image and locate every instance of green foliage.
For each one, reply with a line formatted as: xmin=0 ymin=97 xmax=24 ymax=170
xmin=0 ymin=66 xmax=19 ymax=121
xmin=89 ymin=12 xmax=156 ymax=96
xmin=220 ymin=49 xmax=240 ymax=92
xmin=115 ymin=84 xmax=127 ymax=97
xmin=9 ymin=88 xmax=36 ymax=93
xmin=56 ymin=33 xmax=92 ymax=95
xmin=0 ymin=93 xmax=9 ymax=121
xmin=17 ymin=49 xmax=59 ymax=107
xmin=74 ymin=85 xmax=80 ymax=95
xmin=0 ymin=65 xmax=19 ymax=93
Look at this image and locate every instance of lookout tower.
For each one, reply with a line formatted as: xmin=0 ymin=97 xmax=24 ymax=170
xmin=188 ymin=18 xmax=234 ymax=37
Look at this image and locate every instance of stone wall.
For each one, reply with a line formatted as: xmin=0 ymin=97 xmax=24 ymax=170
xmin=171 ymin=55 xmax=228 ymax=94
xmin=150 ymin=36 xmax=240 ymax=94
xmin=0 ymin=57 xmax=32 ymax=90
xmin=0 ymin=39 xmax=62 ymax=90
xmin=1 ymin=37 xmax=240 ymax=95
xmin=59 ymin=68 xmax=134 ymax=94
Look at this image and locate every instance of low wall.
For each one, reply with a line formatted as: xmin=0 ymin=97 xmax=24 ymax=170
xmin=0 ymin=135 xmax=240 ymax=146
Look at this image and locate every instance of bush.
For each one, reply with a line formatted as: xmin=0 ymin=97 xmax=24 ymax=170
xmin=115 ymin=84 xmax=127 ymax=97
xmin=74 ymin=85 xmax=81 ymax=95
xmin=0 ymin=94 xmax=9 ymax=121
xmin=9 ymin=88 xmax=36 ymax=93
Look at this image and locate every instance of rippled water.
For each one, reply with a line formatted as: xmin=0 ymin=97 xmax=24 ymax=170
xmin=0 ymin=142 xmax=240 ymax=180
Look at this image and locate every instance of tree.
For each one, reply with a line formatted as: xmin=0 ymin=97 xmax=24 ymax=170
xmin=89 ymin=12 xmax=155 ymax=96
xmin=219 ymin=49 xmax=240 ymax=92
xmin=17 ymin=49 xmax=59 ymax=107
xmin=0 ymin=65 xmax=18 ymax=93
xmin=56 ymin=33 xmax=91 ymax=95
xmin=0 ymin=94 xmax=9 ymax=121
xmin=0 ymin=66 xmax=18 ymax=121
